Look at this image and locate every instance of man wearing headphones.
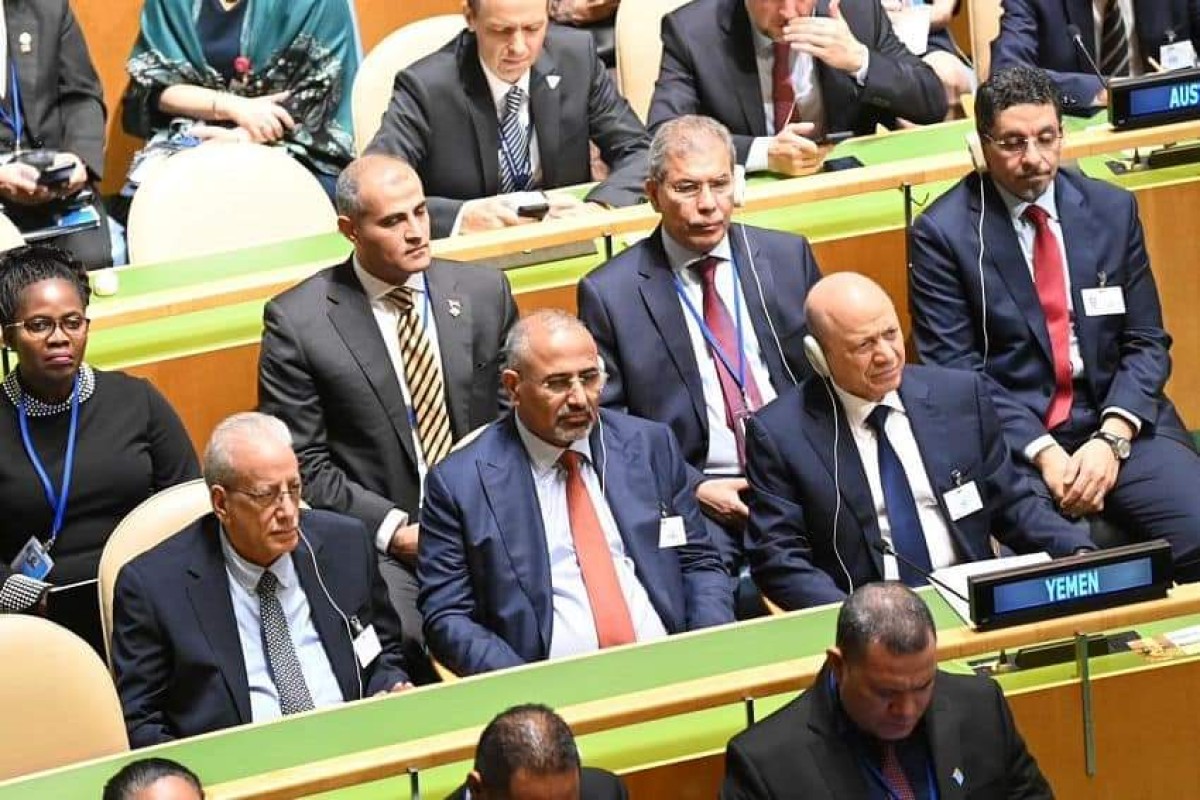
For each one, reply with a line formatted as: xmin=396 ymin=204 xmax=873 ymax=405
xmin=577 ymin=115 xmax=821 ymax=608
xmin=745 ymin=273 xmax=1093 ymax=610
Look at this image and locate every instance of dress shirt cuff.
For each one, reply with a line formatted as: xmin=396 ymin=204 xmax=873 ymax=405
xmin=1023 ymin=434 xmax=1058 ymax=463
xmin=448 ymin=204 xmax=468 ymax=238
xmin=1101 ymin=407 xmax=1143 ymax=437
xmin=854 ymin=49 xmax=870 ymax=86
xmin=375 ymin=508 xmax=410 ymax=554
xmin=746 ymin=137 xmax=771 ymax=172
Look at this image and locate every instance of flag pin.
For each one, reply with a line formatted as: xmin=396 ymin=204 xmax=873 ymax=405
xmin=447 ymin=299 xmax=462 ymax=317
xmin=952 ymin=768 xmax=964 ymax=786
xmin=18 ymin=32 xmax=31 ymax=54
xmin=546 ymin=74 xmax=561 ymax=90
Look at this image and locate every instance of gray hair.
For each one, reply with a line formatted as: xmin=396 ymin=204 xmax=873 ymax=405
xmin=648 ymin=115 xmax=737 ymax=183
xmin=202 ymin=412 xmax=293 ymax=488
xmin=502 ymin=309 xmax=594 ymax=372
xmin=334 ymin=153 xmax=415 ymax=217
xmin=835 ymin=582 xmax=936 ymax=664
xmin=474 ymin=704 xmax=579 ymax=791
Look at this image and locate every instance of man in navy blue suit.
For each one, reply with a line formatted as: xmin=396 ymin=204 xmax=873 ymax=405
xmin=418 ymin=310 xmax=734 ymax=676
xmin=991 ymin=0 xmax=1200 ymax=113
xmin=746 ymin=273 xmax=1093 ymax=610
xmin=112 ymin=413 xmax=410 ymax=748
xmin=577 ymin=115 xmax=821 ymax=582
xmin=910 ymin=66 xmax=1200 ymax=581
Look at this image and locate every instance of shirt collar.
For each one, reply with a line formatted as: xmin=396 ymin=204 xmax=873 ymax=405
xmin=514 ymin=414 xmax=594 ymax=480
xmin=832 ymin=383 xmax=905 ymax=430
xmin=662 ymin=229 xmax=733 ymax=277
xmin=993 ymin=179 xmax=1059 ymax=227
xmin=352 ymin=256 xmax=429 ymax=303
xmin=219 ymin=527 xmax=298 ymax=593
xmin=749 ymin=17 xmax=775 ymax=56
xmin=479 ymin=59 xmax=533 ymax=117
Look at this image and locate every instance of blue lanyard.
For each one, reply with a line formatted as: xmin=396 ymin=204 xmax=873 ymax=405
xmin=673 ymin=256 xmax=749 ymax=391
xmin=17 ymin=373 xmax=81 ymax=549
xmin=862 ymin=757 xmax=939 ymax=800
xmin=0 ymin=61 xmax=23 ymax=146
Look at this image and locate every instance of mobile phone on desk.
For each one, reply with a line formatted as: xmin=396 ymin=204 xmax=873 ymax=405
xmin=517 ymin=201 xmax=550 ymax=220
xmin=37 ymin=163 xmax=74 ymax=187
xmin=818 ymin=130 xmax=855 ymax=147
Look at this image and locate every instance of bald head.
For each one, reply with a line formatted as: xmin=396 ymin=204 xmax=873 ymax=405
xmin=804 ymin=273 xmax=905 ymax=401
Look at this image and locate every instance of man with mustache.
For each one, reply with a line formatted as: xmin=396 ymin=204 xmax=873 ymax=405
xmin=258 ymin=154 xmax=518 ymax=682
xmin=909 ymin=66 xmax=1200 ymax=579
xmin=417 ymin=310 xmax=734 ymax=676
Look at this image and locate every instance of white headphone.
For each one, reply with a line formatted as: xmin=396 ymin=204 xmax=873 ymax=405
xmin=803 ymin=334 xmax=830 ymax=379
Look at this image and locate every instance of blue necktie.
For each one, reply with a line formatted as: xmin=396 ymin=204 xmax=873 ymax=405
xmin=498 ymin=85 xmax=532 ymax=193
xmin=865 ymin=405 xmax=932 ymax=586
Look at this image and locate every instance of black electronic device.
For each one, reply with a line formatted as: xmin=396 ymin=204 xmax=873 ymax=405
xmin=1108 ymin=67 xmax=1200 ymax=130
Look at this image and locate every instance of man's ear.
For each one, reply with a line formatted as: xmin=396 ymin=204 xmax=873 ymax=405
xmin=501 ymin=368 xmax=521 ymax=402
xmin=826 ymin=646 xmax=845 ymax=684
xmin=466 ymin=770 xmax=486 ymax=797
xmin=337 ymin=215 xmax=357 ymax=244
xmin=211 ymin=485 xmax=230 ymax=526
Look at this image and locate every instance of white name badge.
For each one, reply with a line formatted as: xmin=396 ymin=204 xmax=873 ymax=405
xmin=943 ymin=481 xmax=983 ymax=521
xmin=12 ymin=536 xmax=53 ymax=580
xmin=1080 ymin=286 xmax=1126 ymax=317
xmin=353 ymin=624 xmax=382 ymax=668
xmin=1161 ymin=41 xmax=1198 ymax=71
xmin=659 ymin=516 xmax=687 ymax=548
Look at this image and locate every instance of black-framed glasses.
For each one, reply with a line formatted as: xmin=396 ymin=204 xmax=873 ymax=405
xmin=227 ymin=482 xmax=303 ymax=509
xmin=982 ymin=129 xmax=1063 ymax=155
xmin=529 ymin=368 xmax=605 ymax=396
xmin=3 ymin=314 xmax=89 ymax=339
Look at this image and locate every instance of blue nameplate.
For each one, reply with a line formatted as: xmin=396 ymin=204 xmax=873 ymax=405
xmin=1109 ymin=67 xmax=1200 ymax=130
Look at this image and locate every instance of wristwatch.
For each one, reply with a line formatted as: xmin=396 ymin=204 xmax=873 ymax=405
xmin=1091 ymin=430 xmax=1132 ymax=461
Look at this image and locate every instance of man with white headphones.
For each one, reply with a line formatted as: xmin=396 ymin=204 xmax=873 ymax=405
xmin=745 ymin=273 xmax=1094 ymax=610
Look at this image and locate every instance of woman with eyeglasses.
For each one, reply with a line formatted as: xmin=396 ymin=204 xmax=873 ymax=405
xmin=0 ymin=245 xmax=198 ymax=650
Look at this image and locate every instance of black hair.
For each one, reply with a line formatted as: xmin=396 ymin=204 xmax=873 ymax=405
xmin=835 ymin=582 xmax=936 ymax=664
xmin=975 ymin=65 xmax=1063 ymax=136
xmin=102 ymin=757 xmax=204 ymax=800
xmin=474 ymin=704 xmax=580 ymax=795
xmin=0 ymin=244 xmax=90 ymax=325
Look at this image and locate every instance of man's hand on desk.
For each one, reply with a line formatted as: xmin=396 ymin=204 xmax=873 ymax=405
xmin=545 ymin=193 xmax=605 ymax=220
xmin=0 ymin=161 xmax=54 ymax=205
xmin=696 ymin=477 xmax=750 ymax=528
xmin=550 ymin=0 xmax=619 ymax=25
xmin=388 ymin=523 xmax=420 ymax=566
xmin=767 ymin=122 xmax=826 ymax=176
xmin=1059 ymin=438 xmax=1118 ymax=516
xmin=783 ymin=0 xmax=869 ymax=75
xmin=376 ymin=681 xmax=415 ymax=696
xmin=459 ymin=197 xmax=538 ymax=234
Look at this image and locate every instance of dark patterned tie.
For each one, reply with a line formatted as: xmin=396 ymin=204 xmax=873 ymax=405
xmin=499 ymin=85 xmax=532 ymax=193
xmin=1099 ymin=0 xmax=1131 ymax=78
xmin=881 ymin=743 xmax=918 ymax=800
xmin=385 ymin=287 xmax=453 ymax=466
xmin=865 ymin=406 xmax=932 ymax=587
xmin=256 ymin=570 xmax=315 ymax=715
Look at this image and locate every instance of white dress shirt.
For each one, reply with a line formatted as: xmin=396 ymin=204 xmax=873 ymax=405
xmin=746 ymin=23 xmax=826 ymax=171
xmin=353 ymin=258 xmax=444 ymax=552
xmin=833 ymin=385 xmax=959 ymax=577
xmin=1093 ymin=0 xmax=1144 ymax=77
xmin=220 ymin=533 xmax=345 ymax=723
xmin=662 ymin=230 xmax=778 ymax=475
xmin=514 ymin=416 xmax=668 ymax=659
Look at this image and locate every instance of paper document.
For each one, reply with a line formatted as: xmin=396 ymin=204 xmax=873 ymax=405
xmin=931 ymin=553 xmax=1052 ymax=626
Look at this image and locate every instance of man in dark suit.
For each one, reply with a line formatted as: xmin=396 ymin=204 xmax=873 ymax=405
xmin=0 ymin=0 xmax=110 ymax=266
xmin=418 ymin=310 xmax=733 ymax=676
xmin=112 ymin=413 xmax=410 ymax=748
xmin=578 ymin=115 xmax=820 ymax=579
xmin=909 ymin=66 xmax=1200 ymax=580
xmin=258 ymin=154 xmax=518 ymax=681
xmin=721 ymin=582 xmax=1052 ymax=799
xmin=747 ymin=273 xmax=1093 ymax=610
xmin=366 ymin=0 xmax=649 ymax=238
xmin=448 ymin=704 xmax=627 ymax=800
xmin=991 ymin=0 xmax=1200 ymax=113
xmin=647 ymin=0 xmax=947 ymax=177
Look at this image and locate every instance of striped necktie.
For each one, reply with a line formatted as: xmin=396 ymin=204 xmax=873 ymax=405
xmin=385 ymin=286 xmax=453 ymax=466
xmin=499 ymin=85 xmax=532 ymax=193
xmin=1098 ymin=0 xmax=1131 ymax=78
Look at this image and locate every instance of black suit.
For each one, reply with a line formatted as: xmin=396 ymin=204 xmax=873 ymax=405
xmin=445 ymin=767 xmax=628 ymax=800
xmin=112 ymin=510 xmax=409 ymax=748
xmin=258 ymin=257 xmax=518 ymax=672
xmin=648 ymin=0 xmax=947 ymax=163
xmin=366 ymin=26 xmax=649 ymax=238
xmin=721 ymin=665 xmax=1052 ymax=799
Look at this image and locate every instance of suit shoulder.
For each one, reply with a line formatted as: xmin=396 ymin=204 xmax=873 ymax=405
xmin=744 ymin=225 xmax=812 ymax=250
xmin=665 ymin=0 xmax=723 ymax=28
xmin=432 ymin=259 xmax=509 ymax=292
xmin=1063 ymin=169 xmax=1134 ymax=208
xmin=580 ymin=767 xmax=626 ymax=798
xmin=397 ymin=36 xmax=461 ymax=86
xmin=268 ymin=264 xmax=340 ymax=310
xmin=125 ymin=517 xmax=210 ymax=575
xmin=935 ymin=671 xmax=1007 ymax=712
xmin=727 ymin=694 xmax=812 ymax=758
xmin=754 ymin=384 xmax=806 ymax=430
xmin=602 ymin=409 xmax=675 ymax=443
xmin=300 ymin=508 xmax=370 ymax=541
xmin=920 ymin=175 xmax=977 ymax=221
xmin=582 ymin=241 xmax=654 ymax=291
xmin=906 ymin=363 xmax=979 ymax=392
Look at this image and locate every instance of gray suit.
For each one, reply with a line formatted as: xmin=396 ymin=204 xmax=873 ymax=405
xmin=365 ymin=26 xmax=649 ymax=238
xmin=257 ymin=257 xmax=518 ymax=677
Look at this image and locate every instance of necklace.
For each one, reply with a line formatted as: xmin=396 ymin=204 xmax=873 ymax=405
xmin=2 ymin=364 xmax=95 ymax=417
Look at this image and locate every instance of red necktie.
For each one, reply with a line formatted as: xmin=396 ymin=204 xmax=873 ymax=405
xmin=1024 ymin=205 xmax=1074 ymax=430
xmin=881 ymin=743 xmax=918 ymax=800
xmin=559 ymin=451 xmax=636 ymax=649
xmin=692 ymin=257 xmax=765 ymax=468
xmin=772 ymin=42 xmax=796 ymax=133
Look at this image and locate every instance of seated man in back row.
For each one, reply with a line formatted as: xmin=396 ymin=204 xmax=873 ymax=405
xmin=367 ymin=0 xmax=649 ymax=238
xmin=418 ymin=310 xmax=734 ymax=676
xmin=746 ymin=273 xmax=1094 ymax=610
xmin=648 ymin=0 xmax=947 ymax=177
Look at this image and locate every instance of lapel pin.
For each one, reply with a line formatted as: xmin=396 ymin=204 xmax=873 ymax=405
xmin=447 ymin=298 xmax=462 ymax=318
xmin=952 ymin=767 xmax=964 ymax=787
xmin=546 ymin=74 xmax=561 ymax=90
xmin=17 ymin=32 xmax=31 ymax=54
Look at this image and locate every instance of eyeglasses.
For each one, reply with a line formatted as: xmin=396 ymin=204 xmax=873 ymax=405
xmin=531 ymin=369 xmax=605 ymax=396
xmin=664 ymin=177 xmax=734 ymax=199
xmin=227 ymin=482 xmax=303 ymax=509
xmin=982 ymin=129 xmax=1063 ymax=155
xmin=3 ymin=314 xmax=89 ymax=339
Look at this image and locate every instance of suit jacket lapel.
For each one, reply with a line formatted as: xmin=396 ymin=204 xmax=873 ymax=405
xmin=926 ymin=676 xmax=967 ymax=799
xmin=293 ymin=522 xmax=359 ymax=701
xmin=186 ymin=517 xmax=252 ymax=724
xmin=458 ymin=33 xmax=502 ymax=196
xmin=725 ymin=0 xmax=769 ymax=137
xmin=7 ymin=2 xmax=39 ymax=142
xmin=480 ymin=417 xmax=554 ymax=652
xmin=326 ymin=260 xmax=419 ymax=465
xmin=807 ymin=667 xmax=871 ymax=796
xmin=529 ymin=52 xmax=562 ymax=190
xmin=1056 ymin=175 xmax=1105 ymax=391
xmin=425 ymin=262 xmax=474 ymax=438
xmin=730 ymin=224 xmax=788 ymax=393
xmin=638 ymin=230 xmax=708 ymax=430
xmin=1066 ymin=0 xmax=1097 ymax=59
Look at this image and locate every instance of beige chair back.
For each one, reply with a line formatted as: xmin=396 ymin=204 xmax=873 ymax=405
xmin=615 ymin=0 xmax=692 ymax=123
xmin=0 ymin=214 xmax=25 ymax=251
xmin=98 ymin=479 xmax=213 ymax=668
xmin=351 ymin=14 xmax=467 ymax=154
xmin=969 ymin=0 xmax=1003 ymax=83
xmin=126 ymin=142 xmax=336 ymax=264
xmin=0 ymin=615 xmax=128 ymax=778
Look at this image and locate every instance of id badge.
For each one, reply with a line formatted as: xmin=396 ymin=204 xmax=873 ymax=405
xmin=1161 ymin=41 xmax=1198 ymax=71
xmin=12 ymin=536 xmax=53 ymax=580
xmin=353 ymin=624 xmax=382 ymax=668
xmin=659 ymin=516 xmax=688 ymax=548
xmin=942 ymin=481 xmax=984 ymax=521
xmin=1080 ymin=286 xmax=1126 ymax=317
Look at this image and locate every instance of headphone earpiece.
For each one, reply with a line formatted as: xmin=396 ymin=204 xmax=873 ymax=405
xmin=804 ymin=334 xmax=830 ymax=379
xmin=965 ymin=132 xmax=986 ymax=175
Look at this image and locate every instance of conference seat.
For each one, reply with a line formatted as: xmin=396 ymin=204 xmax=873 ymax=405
xmin=969 ymin=0 xmax=1003 ymax=82
xmin=614 ymin=0 xmax=690 ymax=123
xmin=351 ymin=14 xmax=467 ymax=154
xmin=125 ymin=142 xmax=336 ymax=264
xmin=0 ymin=214 xmax=25 ymax=251
xmin=0 ymin=615 xmax=128 ymax=779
